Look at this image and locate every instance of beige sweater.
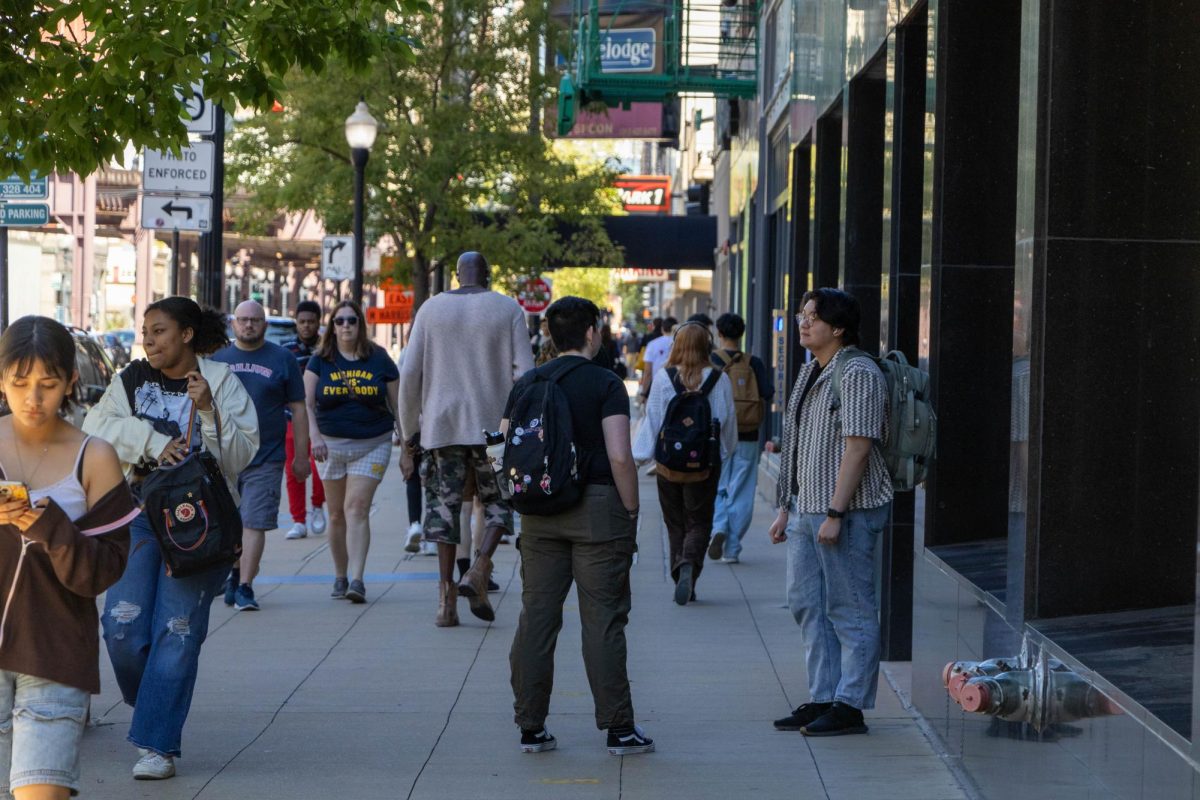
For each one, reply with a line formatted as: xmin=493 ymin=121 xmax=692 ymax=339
xmin=398 ymin=289 xmax=535 ymax=450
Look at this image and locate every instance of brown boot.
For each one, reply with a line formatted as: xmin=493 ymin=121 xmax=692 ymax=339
xmin=435 ymin=581 xmax=459 ymax=627
xmin=456 ymin=552 xmax=495 ymax=622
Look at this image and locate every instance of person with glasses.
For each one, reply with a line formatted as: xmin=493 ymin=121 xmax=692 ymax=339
xmin=304 ymin=300 xmax=400 ymax=603
xmin=211 ymin=300 xmax=309 ymax=611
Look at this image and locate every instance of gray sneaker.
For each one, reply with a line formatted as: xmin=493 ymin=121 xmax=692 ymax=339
xmin=331 ymin=577 xmax=349 ymax=599
xmin=346 ymin=579 xmax=366 ymax=604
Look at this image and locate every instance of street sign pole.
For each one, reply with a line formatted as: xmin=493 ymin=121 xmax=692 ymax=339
xmin=198 ymin=105 xmax=225 ymax=308
xmin=0 ymin=225 xmax=8 ymax=331
xmin=170 ymin=229 xmax=180 ymax=295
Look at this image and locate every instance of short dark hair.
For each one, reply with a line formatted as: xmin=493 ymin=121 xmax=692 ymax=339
xmin=0 ymin=316 xmax=77 ymax=414
xmin=802 ymin=288 xmax=861 ymax=346
xmin=687 ymin=313 xmax=713 ymax=328
xmin=716 ymin=312 xmax=746 ymax=340
xmin=295 ymin=300 xmax=321 ymax=317
xmin=146 ymin=296 xmax=228 ymax=355
xmin=545 ymin=296 xmax=601 ymax=352
xmin=663 ymin=316 xmax=679 ymax=333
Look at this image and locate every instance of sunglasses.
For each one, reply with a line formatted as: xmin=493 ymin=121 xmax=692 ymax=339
xmin=333 ymin=316 xmax=359 ymax=327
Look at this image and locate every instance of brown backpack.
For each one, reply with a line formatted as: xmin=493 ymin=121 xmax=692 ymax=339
xmin=714 ymin=350 xmax=763 ymax=434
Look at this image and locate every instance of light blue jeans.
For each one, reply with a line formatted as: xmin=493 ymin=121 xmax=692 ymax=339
xmin=102 ymin=514 xmax=226 ymax=757
xmin=711 ymin=441 xmax=760 ymax=558
xmin=786 ymin=503 xmax=890 ymax=710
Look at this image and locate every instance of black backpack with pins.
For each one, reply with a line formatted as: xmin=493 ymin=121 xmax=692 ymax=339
xmin=503 ymin=359 xmax=589 ymax=516
xmin=654 ymin=367 xmax=722 ymax=483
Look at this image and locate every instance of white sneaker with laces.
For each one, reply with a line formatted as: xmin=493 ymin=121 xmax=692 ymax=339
xmin=285 ymin=522 xmax=307 ymax=540
xmin=133 ymin=750 xmax=176 ymax=780
xmin=309 ymin=506 xmax=327 ymax=535
xmin=420 ymin=539 xmax=438 ymax=556
xmin=405 ymin=522 xmax=422 ymax=553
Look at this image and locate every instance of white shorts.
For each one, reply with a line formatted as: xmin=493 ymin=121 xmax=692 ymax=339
xmin=318 ymin=434 xmax=392 ymax=482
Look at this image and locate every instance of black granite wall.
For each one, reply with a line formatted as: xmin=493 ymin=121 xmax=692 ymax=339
xmin=813 ymin=104 xmax=843 ymax=290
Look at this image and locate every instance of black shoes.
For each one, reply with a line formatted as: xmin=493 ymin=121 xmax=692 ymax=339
xmin=520 ymin=728 xmax=557 ymax=753
xmin=707 ymin=533 xmax=726 ymax=561
xmin=674 ymin=564 xmax=693 ymax=606
xmin=607 ymin=725 xmax=655 ymax=755
xmin=801 ymin=702 xmax=868 ymax=736
xmin=773 ymin=701 xmax=833 ymax=731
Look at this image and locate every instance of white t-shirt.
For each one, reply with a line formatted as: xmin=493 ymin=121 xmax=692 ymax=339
xmin=643 ymin=334 xmax=674 ymax=377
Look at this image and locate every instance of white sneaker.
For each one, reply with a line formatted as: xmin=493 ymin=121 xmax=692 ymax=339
xmin=420 ymin=540 xmax=438 ymax=556
xmin=285 ymin=522 xmax=307 ymax=540
xmin=133 ymin=750 xmax=175 ymax=780
xmin=309 ymin=507 xmax=327 ymax=535
xmin=405 ymin=522 xmax=422 ymax=553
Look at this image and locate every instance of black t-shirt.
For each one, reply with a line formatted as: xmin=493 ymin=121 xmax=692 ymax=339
xmin=119 ymin=359 xmax=204 ymax=476
xmin=504 ymin=356 xmax=630 ymax=485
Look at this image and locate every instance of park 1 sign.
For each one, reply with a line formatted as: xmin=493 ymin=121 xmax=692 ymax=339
xmin=517 ymin=277 xmax=552 ymax=313
xmin=614 ymin=175 xmax=670 ymax=214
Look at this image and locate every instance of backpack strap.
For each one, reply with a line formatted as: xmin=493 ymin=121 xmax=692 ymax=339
xmin=668 ymin=366 xmax=723 ymax=396
xmin=698 ymin=367 xmax=722 ymax=396
xmin=537 ymin=357 xmax=590 ymax=385
xmin=666 ymin=366 xmax=685 ymax=396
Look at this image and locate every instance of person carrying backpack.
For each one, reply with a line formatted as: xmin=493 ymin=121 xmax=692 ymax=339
xmin=633 ymin=322 xmax=736 ymax=606
xmin=708 ymin=312 xmax=775 ymax=563
xmin=505 ymin=297 xmax=654 ymax=757
xmin=767 ymin=288 xmax=892 ymax=738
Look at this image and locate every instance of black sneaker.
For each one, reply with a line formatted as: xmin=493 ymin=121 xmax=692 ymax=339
xmin=607 ymin=724 xmax=654 ymax=755
xmin=520 ymin=728 xmax=557 ymax=753
xmin=707 ymin=532 xmax=726 ymax=561
xmin=346 ymin=579 xmax=367 ymax=604
xmin=223 ymin=569 xmax=239 ymax=607
xmin=801 ymin=702 xmax=868 ymax=737
xmin=331 ymin=577 xmax=349 ymax=599
xmin=773 ymin=701 xmax=832 ymax=731
xmin=674 ymin=564 xmax=693 ymax=606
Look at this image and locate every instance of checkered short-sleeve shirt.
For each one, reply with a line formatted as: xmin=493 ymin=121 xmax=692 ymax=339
xmin=776 ymin=348 xmax=894 ymax=513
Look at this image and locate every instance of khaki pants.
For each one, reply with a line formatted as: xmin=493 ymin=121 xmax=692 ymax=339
xmin=510 ymin=485 xmax=638 ymax=731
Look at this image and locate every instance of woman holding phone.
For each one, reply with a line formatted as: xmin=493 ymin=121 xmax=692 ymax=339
xmin=83 ymin=297 xmax=258 ymax=781
xmin=0 ymin=316 xmax=138 ymax=800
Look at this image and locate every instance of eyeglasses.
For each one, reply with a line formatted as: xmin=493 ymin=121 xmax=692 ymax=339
xmin=795 ymin=313 xmax=821 ymax=327
xmin=333 ymin=316 xmax=359 ymax=327
xmin=235 ymin=317 xmax=265 ymax=325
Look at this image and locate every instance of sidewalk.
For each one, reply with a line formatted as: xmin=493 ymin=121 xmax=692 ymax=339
xmin=78 ymin=464 xmax=967 ymax=800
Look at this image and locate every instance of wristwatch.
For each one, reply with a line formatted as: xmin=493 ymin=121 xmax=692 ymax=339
xmin=826 ymin=507 xmax=846 ymax=519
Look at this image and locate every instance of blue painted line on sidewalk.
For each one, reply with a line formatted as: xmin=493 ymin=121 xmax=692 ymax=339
xmin=255 ymin=573 xmax=440 ymax=585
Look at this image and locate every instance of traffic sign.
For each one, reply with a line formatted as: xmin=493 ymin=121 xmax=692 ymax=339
xmin=1 ymin=174 xmax=48 ymax=200
xmin=322 ymin=235 xmax=355 ymax=281
xmin=141 ymin=194 xmax=213 ymax=232
xmin=177 ymin=81 xmax=215 ymax=135
xmin=366 ymin=306 xmax=411 ymax=325
xmin=0 ymin=203 xmax=50 ymax=226
xmin=517 ymin=277 xmax=552 ymax=313
xmin=384 ymin=289 xmax=413 ymax=310
xmin=143 ymin=142 xmax=216 ymax=194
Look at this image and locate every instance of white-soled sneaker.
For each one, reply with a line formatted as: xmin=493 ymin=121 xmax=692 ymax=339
xmin=420 ymin=539 xmax=438 ymax=556
xmin=285 ymin=522 xmax=307 ymax=540
xmin=405 ymin=522 xmax=422 ymax=553
xmin=133 ymin=750 xmax=176 ymax=780
xmin=607 ymin=724 xmax=654 ymax=756
xmin=308 ymin=506 xmax=327 ymax=535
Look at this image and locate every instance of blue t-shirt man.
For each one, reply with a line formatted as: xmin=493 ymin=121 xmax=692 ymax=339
xmin=306 ymin=346 xmax=399 ymax=439
xmin=212 ymin=340 xmax=305 ymax=467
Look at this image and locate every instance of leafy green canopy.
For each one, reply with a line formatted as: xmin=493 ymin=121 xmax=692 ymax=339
xmin=0 ymin=0 xmax=423 ymax=178
xmin=226 ymin=0 xmax=622 ymax=308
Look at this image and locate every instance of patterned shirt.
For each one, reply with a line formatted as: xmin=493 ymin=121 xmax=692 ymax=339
xmin=776 ymin=347 xmax=893 ymax=513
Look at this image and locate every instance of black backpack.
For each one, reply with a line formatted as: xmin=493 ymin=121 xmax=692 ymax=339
xmin=503 ymin=359 xmax=589 ymax=516
xmin=654 ymin=367 xmax=722 ymax=483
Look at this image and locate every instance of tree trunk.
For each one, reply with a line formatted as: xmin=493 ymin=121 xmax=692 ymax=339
xmin=412 ymin=251 xmax=432 ymax=312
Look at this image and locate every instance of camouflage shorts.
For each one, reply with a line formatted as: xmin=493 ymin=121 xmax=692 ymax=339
xmin=419 ymin=445 xmax=514 ymax=545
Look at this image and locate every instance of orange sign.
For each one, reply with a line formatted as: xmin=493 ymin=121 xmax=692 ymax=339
xmin=385 ymin=289 xmax=413 ymax=310
xmin=614 ymin=175 xmax=670 ymax=214
xmin=366 ymin=306 xmax=411 ymax=325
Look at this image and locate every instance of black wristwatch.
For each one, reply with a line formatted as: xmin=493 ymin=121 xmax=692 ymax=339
xmin=826 ymin=507 xmax=846 ymax=519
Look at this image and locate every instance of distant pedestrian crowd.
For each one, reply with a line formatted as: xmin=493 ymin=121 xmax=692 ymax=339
xmin=0 ymin=250 xmax=897 ymax=795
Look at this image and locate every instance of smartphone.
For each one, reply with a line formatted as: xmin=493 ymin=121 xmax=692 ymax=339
xmin=0 ymin=481 xmax=31 ymax=507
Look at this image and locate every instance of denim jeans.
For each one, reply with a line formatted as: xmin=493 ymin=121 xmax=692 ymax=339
xmin=0 ymin=670 xmax=89 ymax=798
xmin=785 ymin=503 xmax=890 ymax=710
xmin=711 ymin=440 xmax=761 ymax=558
xmin=101 ymin=513 xmax=227 ymax=757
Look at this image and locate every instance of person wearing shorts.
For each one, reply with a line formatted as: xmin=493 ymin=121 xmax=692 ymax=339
xmin=212 ymin=300 xmax=309 ymax=612
xmin=305 ymin=300 xmax=400 ymax=604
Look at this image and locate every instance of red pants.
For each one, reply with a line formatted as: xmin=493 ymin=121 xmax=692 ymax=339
xmin=285 ymin=420 xmax=325 ymax=522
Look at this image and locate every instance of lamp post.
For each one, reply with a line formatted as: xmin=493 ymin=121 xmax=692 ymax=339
xmin=344 ymin=99 xmax=378 ymax=304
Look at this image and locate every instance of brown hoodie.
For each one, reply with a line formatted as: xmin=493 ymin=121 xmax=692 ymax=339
xmin=0 ymin=482 xmax=138 ymax=693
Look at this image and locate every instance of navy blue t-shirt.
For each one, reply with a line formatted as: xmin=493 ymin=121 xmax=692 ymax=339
xmin=212 ymin=341 xmax=304 ymax=466
xmin=306 ymin=346 xmax=399 ymax=439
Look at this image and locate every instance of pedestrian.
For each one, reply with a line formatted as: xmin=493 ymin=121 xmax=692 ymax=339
xmin=212 ymin=300 xmax=310 ymax=611
xmin=506 ymin=297 xmax=653 ymax=756
xmin=638 ymin=316 xmax=677 ymax=402
xmin=768 ymin=288 xmax=892 ymax=737
xmin=708 ymin=312 xmax=775 ymax=564
xmin=592 ymin=322 xmax=621 ymax=375
xmin=633 ymin=321 xmax=736 ymax=605
xmin=83 ymin=297 xmax=259 ymax=779
xmin=282 ymin=299 xmax=327 ymax=539
xmin=397 ymin=346 xmax=430 ymax=555
xmin=455 ymin=475 xmax=498 ymax=591
xmin=398 ymin=251 xmax=534 ymax=627
xmin=0 ymin=316 xmax=138 ymax=800
xmin=304 ymin=300 xmax=400 ymax=604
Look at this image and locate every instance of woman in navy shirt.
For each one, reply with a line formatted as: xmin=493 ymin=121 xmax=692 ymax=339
xmin=304 ymin=300 xmax=400 ymax=603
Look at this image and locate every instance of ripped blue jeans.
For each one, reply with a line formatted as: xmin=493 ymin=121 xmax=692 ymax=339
xmin=101 ymin=513 xmax=226 ymax=757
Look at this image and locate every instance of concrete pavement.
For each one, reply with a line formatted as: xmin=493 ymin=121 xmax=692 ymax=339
xmin=78 ymin=462 xmax=967 ymax=799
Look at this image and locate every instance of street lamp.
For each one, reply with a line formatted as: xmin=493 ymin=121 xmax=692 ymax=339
xmin=344 ymin=99 xmax=378 ymax=304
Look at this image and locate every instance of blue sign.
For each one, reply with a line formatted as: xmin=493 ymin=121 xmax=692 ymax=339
xmin=0 ymin=173 xmax=48 ymax=200
xmin=599 ymin=28 xmax=656 ymax=73
xmin=0 ymin=203 xmax=50 ymax=226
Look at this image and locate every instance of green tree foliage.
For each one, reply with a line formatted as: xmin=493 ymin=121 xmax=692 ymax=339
xmin=549 ymin=268 xmax=613 ymax=310
xmin=226 ymin=0 xmax=622 ymax=309
xmin=0 ymin=0 xmax=423 ymax=178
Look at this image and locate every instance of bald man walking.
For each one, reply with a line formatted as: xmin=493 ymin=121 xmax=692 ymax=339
xmin=399 ymin=253 xmax=534 ymax=626
xmin=213 ymin=300 xmax=310 ymax=611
